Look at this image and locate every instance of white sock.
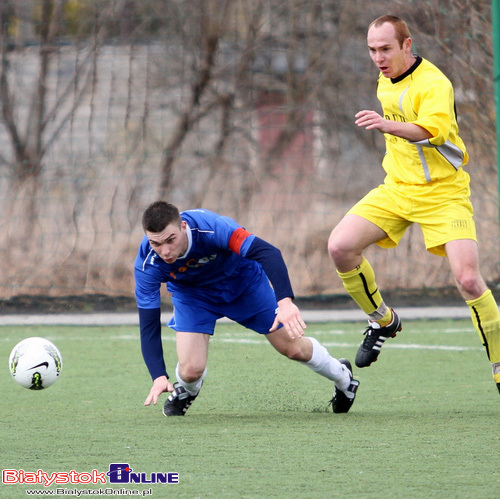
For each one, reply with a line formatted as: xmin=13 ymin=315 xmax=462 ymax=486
xmin=303 ymin=337 xmax=350 ymax=390
xmin=175 ymin=363 xmax=207 ymax=396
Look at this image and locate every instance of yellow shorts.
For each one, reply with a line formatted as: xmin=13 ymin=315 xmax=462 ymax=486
xmin=347 ymin=168 xmax=476 ymax=257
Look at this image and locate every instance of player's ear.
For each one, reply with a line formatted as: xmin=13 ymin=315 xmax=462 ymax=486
xmin=404 ymin=37 xmax=412 ymax=52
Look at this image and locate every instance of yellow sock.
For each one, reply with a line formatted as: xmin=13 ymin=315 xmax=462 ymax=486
xmin=466 ymin=290 xmax=500 ymax=383
xmin=337 ymin=258 xmax=391 ymax=325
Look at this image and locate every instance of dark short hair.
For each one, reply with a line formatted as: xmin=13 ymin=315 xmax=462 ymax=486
xmin=142 ymin=201 xmax=181 ymax=233
xmin=369 ymin=15 xmax=411 ymax=48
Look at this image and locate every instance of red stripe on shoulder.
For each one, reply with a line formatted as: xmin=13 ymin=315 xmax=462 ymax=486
xmin=229 ymin=227 xmax=252 ymax=254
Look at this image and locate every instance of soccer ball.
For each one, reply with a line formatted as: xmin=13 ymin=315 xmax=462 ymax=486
xmin=9 ymin=337 xmax=63 ymax=390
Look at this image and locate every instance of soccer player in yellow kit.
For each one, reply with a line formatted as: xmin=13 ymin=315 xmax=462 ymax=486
xmin=328 ymin=15 xmax=500 ymax=395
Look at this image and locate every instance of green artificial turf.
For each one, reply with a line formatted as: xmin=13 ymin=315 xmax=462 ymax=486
xmin=1 ymin=320 xmax=498 ymax=498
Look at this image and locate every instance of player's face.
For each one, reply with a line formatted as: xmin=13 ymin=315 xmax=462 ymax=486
xmin=367 ymin=22 xmax=412 ymax=79
xmin=146 ymin=221 xmax=188 ymax=264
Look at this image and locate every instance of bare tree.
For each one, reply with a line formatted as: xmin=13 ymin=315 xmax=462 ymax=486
xmin=0 ymin=0 xmax=497 ymax=298
xmin=0 ymin=0 xmax=120 ymax=216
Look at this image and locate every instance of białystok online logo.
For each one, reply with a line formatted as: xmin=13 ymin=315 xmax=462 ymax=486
xmin=2 ymin=464 xmax=179 ymax=486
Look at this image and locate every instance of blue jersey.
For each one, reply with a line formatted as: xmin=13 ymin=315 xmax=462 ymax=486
xmin=135 ymin=208 xmax=295 ymax=380
xmin=134 ymin=209 xmax=262 ymax=308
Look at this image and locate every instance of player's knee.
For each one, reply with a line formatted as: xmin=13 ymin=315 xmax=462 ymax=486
xmin=327 ymin=233 xmax=346 ymax=265
xmin=178 ymin=363 xmax=206 ymax=383
xmin=328 ymin=238 xmax=358 ymax=271
xmin=281 ymin=343 xmax=308 ymax=362
xmin=455 ymin=272 xmax=484 ymax=298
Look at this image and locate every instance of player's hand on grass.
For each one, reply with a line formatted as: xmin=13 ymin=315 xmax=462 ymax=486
xmin=270 ymin=297 xmax=307 ymax=339
xmin=144 ymin=375 xmax=174 ymax=406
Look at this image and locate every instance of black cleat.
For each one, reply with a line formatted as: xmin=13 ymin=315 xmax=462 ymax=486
xmin=330 ymin=359 xmax=360 ymax=414
xmin=497 ymin=383 xmax=500 ymax=395
xmin=355 ymin=309 xmax=402 ymax=368
xmin=163 ymin=383 xmax=198 ymax=417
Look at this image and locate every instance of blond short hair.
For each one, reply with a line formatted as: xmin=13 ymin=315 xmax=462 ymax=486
xmin=369 ymin=15 xmax=411 ymax=48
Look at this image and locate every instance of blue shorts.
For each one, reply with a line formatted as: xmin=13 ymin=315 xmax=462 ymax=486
xmin=167 ymin=272 xmax=278 ymax=335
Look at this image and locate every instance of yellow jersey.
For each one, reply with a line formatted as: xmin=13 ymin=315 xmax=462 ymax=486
xmin=377 ymin=56 xmax=468 ymax=184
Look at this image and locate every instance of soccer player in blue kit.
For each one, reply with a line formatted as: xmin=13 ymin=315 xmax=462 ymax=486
xmin=135 ymin=201 xmax=360 ymax=416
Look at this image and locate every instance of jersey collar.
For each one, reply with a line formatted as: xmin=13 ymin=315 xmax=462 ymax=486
xmin=391 ymin=54 xmax=422 ymax=84
xmin=178 ymin=222 xmax=192 ymax=259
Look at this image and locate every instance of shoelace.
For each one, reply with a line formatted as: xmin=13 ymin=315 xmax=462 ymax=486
xmin=362 ymin=325 xmax=380 ymax=348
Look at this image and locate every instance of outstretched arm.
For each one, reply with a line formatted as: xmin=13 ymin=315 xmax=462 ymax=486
xmin=138 ymin=307 xmax=174 ymax=405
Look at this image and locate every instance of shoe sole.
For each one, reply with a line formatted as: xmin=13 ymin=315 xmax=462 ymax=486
xmin=163 ymin=410 xmax=186 ymax=417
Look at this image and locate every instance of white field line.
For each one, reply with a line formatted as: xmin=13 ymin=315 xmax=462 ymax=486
xmin=0 ymin=310 xmax=482 ymax=352
xmin=1 ymin=331 xmax=482 ymax=352
xmin=0 ymin=305 xmax=475 ymax=327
